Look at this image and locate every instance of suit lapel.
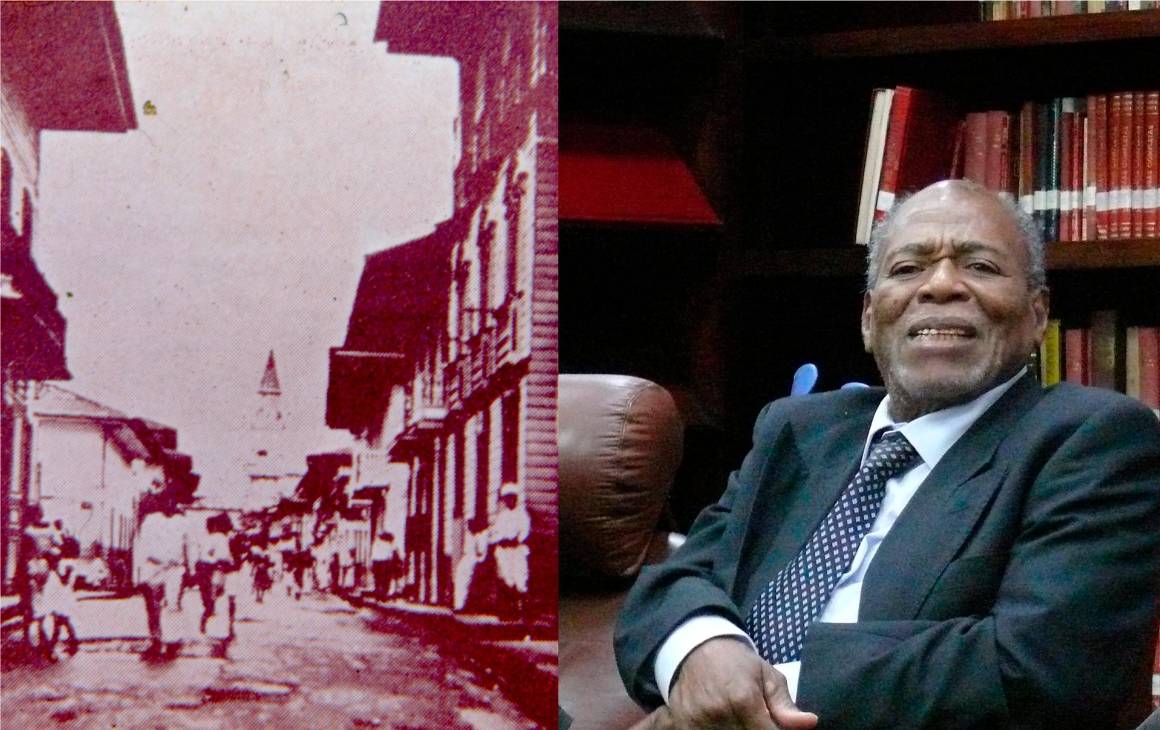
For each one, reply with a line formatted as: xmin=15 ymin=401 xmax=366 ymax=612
xmin=737 ymin=392 xmax=879 ymax=613
xmin=859 ymin=372 xmax=1043 ymax=620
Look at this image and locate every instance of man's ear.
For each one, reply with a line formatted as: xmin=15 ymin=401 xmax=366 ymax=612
xmin=860 ymin=292 xmax=874 ymax=353
xmin=1030 ymin=287 xmax=1050 ymax=347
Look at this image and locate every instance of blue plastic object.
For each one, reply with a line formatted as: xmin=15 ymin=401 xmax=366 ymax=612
xmin=791 ymin=363 xmax=871 ymax=395
xmin=790 ymin=363 xmax=819 ymax=396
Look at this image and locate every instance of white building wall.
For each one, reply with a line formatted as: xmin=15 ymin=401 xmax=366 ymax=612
xmin=32 ymin=417 xmax=146 ymax=555
xmin=515 ymin=123 xmax=537 ymax=359
xmin=487 ymin=396 xmax=503 ymax=520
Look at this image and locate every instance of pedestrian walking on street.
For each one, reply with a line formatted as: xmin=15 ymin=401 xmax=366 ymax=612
xmin=340 ymin=546 xmax=356 ymax=591
xmin=196 ymin=513 xmax=233 ymax=634
xmin=223 ymin=531 xmax=249 ymax=637
xmin=252 ymin=547 xmax=273 ymax=603
xmin=18 ymin=513 xmax=79 ymax=661
xmin=38 ymin=548 xmax=81 ymax=660
xmin=328 ymin=550 xmax=340 ymax=594
xmin=134 ymin=490 xmax=190 ymax=660
xmin=371 ymin=531 xmax=399 ymax=599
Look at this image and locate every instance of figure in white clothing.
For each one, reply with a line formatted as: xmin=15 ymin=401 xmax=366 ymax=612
xmin=134 ymin=492 xmax=189 ymax=660
xmin=454 ymin=527 xmax=488 ymax=611
xmin=196 ymin=512 xmax=233 ymax=635
xmin=489 ymin=482 xmax=531 ymax=618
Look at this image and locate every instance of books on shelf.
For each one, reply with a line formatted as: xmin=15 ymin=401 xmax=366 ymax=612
xmin=857 ymin=86 xmax=1160 ymax=243
xmin=981 ymin=1 xmax=1160 ymax=20
xmin=1043 ymin=313 xmax=1159 ymax=416
xmin=855 ymin=88 xmax=895 ymax=245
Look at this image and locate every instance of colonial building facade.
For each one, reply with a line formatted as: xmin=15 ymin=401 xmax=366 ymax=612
xmin=1 ymin=1 xmax=137 ymax=591
xmin=326 ymin=2 xmax=557 ymax=628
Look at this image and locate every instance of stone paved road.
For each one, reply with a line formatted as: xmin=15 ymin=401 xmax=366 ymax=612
xmin=1 ymin=590 xmax=538 ymax=729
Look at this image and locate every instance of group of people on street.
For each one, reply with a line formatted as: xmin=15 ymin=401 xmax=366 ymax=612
xmin=20 ymin=507 xmax=81 ymax=661
xmin=15 ymin=476 xmax=534 ymax=664
xmin=134 ymin=488 xmax=243 ymax=660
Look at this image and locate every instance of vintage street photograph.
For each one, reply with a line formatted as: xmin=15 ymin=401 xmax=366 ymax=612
xmin=2 ymin=2 xmax=558 ymax=728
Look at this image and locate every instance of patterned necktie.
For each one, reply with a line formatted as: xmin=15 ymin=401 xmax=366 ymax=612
xmin=746 ymin=429 xmax=920 ymax=663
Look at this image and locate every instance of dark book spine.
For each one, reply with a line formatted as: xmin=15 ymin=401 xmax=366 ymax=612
xmin=1035 ymin=101 xmax=1050 ymax=238
xmin=1046 ymin=98 xmax=1063 ymax=243
xmin=1088 ymin=310 xmax=1120 ymax=391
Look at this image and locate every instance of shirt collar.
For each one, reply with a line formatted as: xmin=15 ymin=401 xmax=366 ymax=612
xmin=863 ymin=368 xmax=1028 ymax=469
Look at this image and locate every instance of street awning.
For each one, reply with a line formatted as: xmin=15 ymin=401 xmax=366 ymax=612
xmin=326 ymin=218 xmax=461 ymax=432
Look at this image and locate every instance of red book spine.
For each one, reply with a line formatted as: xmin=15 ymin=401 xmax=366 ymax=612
xmin=1019 ymin=101 xmax=1036 ymax=216
xmin=1140 ymin=327 xmax=1160 ymax=412
xmin=1119 ymin=92 xmax=1135 ymax=239
xmin=1132 ymin=92 xmax=1146 ymax=237
xmin=1059 ymin=105 xmax=1074 ymax=241
xmin=985 ymin=110 xmax=1010 ymax=195
xmin=1000 ymin=111 xmax=1013 ymax=197
xmin=1145 ymin=91 xmax=1158 ymax=238
xmin=1094 ymin=94 xmax=1110 ymax=240
xmin=949 ymin=119 xmax=966 ymax=179
xmin=875 ymin=86 xmax=913 ymax=222
xmin=965 ymin=112 xmax=989 ymax=185
xmin=1065 ymin=328 xmax=1089 ymax=385
xmin=1109 ymin=93 xmax=1123 ymax=239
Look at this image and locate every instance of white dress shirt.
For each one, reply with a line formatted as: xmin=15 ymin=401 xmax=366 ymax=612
xmin=654 ymin=369 xmax=1026 ymax=703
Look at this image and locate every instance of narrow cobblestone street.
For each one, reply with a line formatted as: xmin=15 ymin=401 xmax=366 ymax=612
xmin=2 ymin=590 xmax=538 ymax=729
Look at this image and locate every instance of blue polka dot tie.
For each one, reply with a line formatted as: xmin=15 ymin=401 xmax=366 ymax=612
xmin=745 ymin=429 xmax=920 ymax=663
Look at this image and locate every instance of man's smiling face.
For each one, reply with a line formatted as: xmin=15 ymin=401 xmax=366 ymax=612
xmin=861 ymin=183 xmax=1049 ymax=421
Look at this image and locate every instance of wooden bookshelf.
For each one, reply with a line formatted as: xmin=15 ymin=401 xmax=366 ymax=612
xmin=560 ymin=2 xmax=1160 ymax=529
xmin=768 ymin=10 xmax=1160 ymax=58
xmin=717 ymin=241 xmax=1160 ymax=279
xmin=1046 ymin=240 xmax=1160 ymax=270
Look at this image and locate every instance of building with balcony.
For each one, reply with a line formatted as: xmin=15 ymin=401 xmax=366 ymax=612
xmin=325 ymin=2 xmax=557 ymax=627
xmin=1 ymin=1 xmax=137 ymax=591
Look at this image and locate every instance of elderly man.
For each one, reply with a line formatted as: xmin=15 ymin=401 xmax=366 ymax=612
xmin=615 ymin=180 xmax=1160 ymax=729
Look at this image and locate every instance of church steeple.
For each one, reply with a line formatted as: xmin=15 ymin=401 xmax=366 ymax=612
xmin=259 ymin=350 xmax=281 ymax=395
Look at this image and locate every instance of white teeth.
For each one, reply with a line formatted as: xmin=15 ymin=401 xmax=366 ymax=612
xmin=915 ymin=328 xmax=969 ymax=337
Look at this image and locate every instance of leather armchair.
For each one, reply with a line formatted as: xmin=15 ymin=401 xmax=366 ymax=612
xmin=558 ymin=374 xmax=685 ymax=730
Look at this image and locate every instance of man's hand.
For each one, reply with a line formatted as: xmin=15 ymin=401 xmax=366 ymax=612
xmin=645 ymin=637 xmax=819 ymax=730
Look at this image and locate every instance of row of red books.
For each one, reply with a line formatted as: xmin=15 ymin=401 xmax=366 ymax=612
xmin=1037 ymin=315 xmax=1160 ymax=414
xmin=982 ymin=0 xmax=1160 ymax=20
xmin=855 ymin=86 xmax=1160 ymax=245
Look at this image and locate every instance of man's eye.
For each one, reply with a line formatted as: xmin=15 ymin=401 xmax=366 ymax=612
xmin=966 ymin=261 xmax=999 ymax=274
xmin=889 ymin=263 xmax=922 ymax=276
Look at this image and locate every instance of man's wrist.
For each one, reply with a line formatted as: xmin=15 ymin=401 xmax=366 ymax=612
xmin=654 ymin=614 xmax=757 ymax=703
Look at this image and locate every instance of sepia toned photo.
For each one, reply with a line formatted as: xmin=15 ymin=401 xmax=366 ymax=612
xmin=2 ymin=2 xmax=558 ymax=727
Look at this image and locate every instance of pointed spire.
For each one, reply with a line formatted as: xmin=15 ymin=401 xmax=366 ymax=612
xmin=259 ymin=350 xmax=281 ymax=395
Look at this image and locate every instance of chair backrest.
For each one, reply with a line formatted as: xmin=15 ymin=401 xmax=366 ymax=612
xmin=558 ymin=374 xmax=684 ymax=585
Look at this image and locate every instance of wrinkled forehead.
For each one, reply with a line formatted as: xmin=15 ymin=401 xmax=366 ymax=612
xmin=886 ymin=191 xmax=1023 ymax=257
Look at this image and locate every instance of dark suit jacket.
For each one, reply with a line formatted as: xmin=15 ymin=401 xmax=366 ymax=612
xmin=615 ymin=374 xmax=1160 ymax=729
